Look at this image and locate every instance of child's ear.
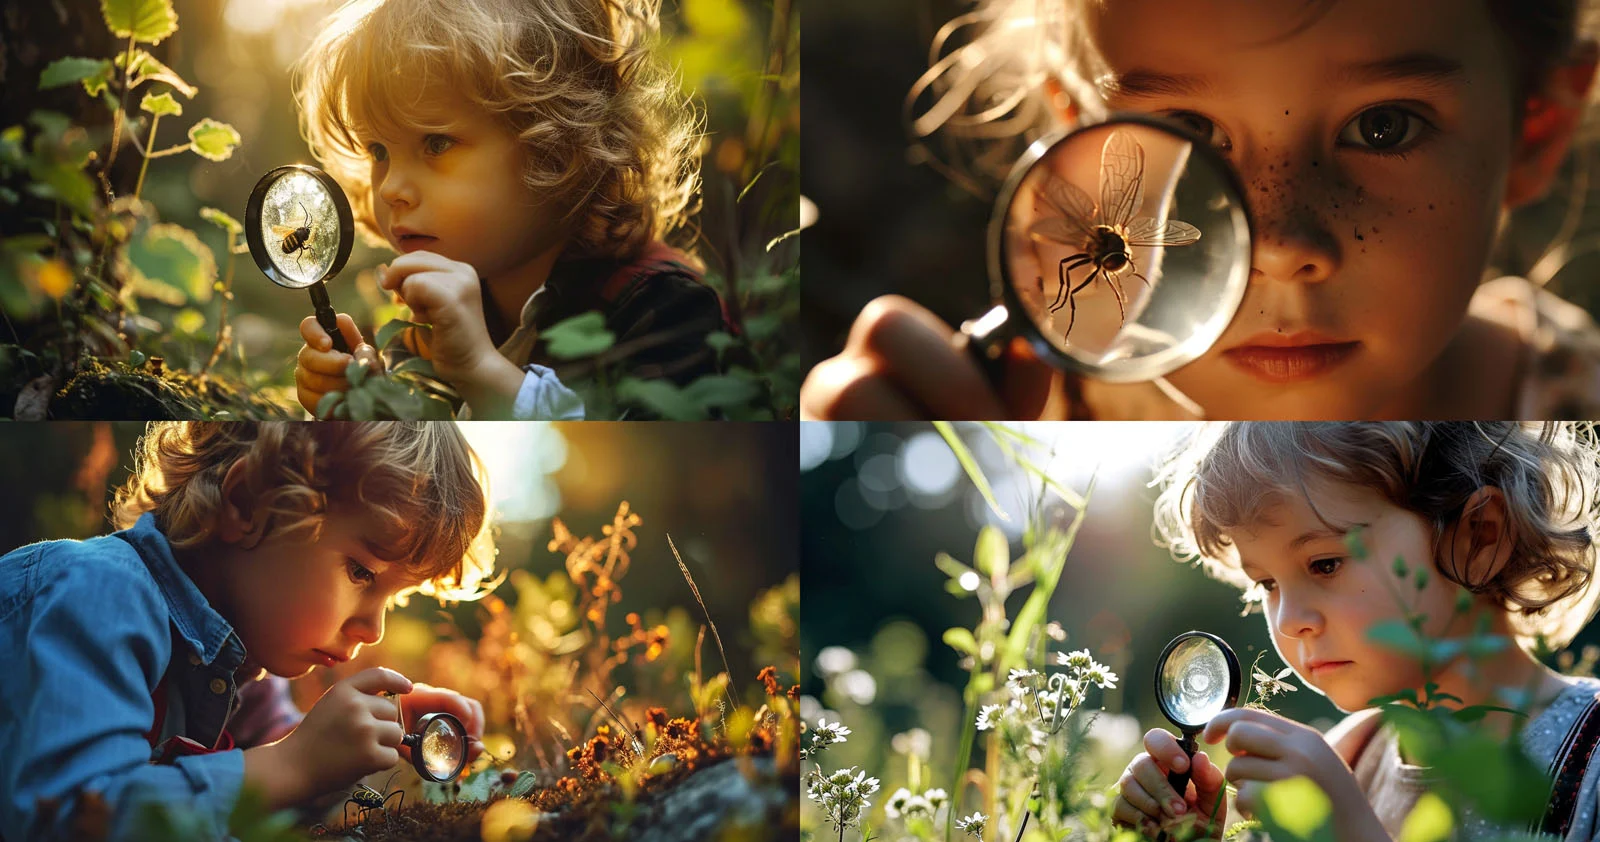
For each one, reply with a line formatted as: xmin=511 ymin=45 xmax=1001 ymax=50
xmin=1505 ymin=40 xmax=1600 ymax=208
xmin=1444 ymin=487 xmax=1515 ymax=586
xmin=215 ymin=459 xmax=258 ymax=545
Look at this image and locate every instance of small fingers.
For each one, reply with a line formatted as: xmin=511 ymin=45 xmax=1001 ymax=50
xmin=800 ymin=356 xmax=926 ymax=420
xmin=1111 ymin=797 xmax=1163 ymax=838
xmin=1143 ymin=728 xmax=1188 ymax=773
xmin=300 ymin=316 xmax=333 ymax=351
xmin=1130 ymin=754 xmax=1186 ymax=817
xmin=1116 ymin=772 xmax=1163 ymax=820
xmin=335 ymin=313 xmax=364 ymax=352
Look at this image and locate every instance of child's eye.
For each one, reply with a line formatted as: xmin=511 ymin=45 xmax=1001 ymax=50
xmin=1308 ymin=556 xmax=1344 ymax=577
xmin=423 ymin=134 xmax=456 ymax=156
xmin=346 ymin=558 xmax=376 ymax=586
xmin=1338 ymin=105 xmax=1430 ymax=155
xmin=367 ymin=142 xmax=388 ymax=162
xmin=1162 ymin=111 xmax=1233 ymax=153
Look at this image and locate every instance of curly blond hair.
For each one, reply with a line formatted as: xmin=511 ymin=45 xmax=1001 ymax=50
xmin=111 ymin=422 xmax=498 ymax=603
xmin=294 ymin=0 xmax=701 ymax=261
xmin=1152 ymin=422 xmax=1600 ymax=651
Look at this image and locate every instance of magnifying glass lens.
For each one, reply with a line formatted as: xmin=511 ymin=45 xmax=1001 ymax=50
xmin=421 ymin=716 xmax=465 ymax=780
xmin=257 ymin=172 xmax=340 ymax=288
xmin=990 ymin=115 xmax=1252 ymax=383
xmin=1158 ymin=636 xmax=1232 ymax=728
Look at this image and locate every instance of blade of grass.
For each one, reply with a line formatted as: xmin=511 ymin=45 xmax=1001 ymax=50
xmin=936 ymin=421 xmax=1009 ymax=521
xmin=669 ymin=534 xmax=741 ymax=713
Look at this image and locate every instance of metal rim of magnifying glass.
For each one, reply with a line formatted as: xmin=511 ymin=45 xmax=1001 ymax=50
xmin=404 ymin=712 xmax=469 ymax=782
xmin=1152 ymin=630 xmax=1241 ymax=731
xmin=244 ymin=164 xmax=354 ymax=290
xmin=983 ymin=111 xmax=1255 ymax=384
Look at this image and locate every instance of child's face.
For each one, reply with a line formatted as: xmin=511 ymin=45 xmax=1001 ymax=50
xmin=1088 ymin=0 xmax=1519 ymax=417
xmin=217 ymin=507 xmax=422 ymax=679
xmin=361 ymin=89 xmax=566 ymax=283
xmin=1229 ymin=481 xmax=1469 ymax=712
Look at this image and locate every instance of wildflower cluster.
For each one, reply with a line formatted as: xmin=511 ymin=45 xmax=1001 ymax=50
xmin=976 ymin=653 xmax=1119 ymax=754
xmin=807 ymin=766 xmax=882 ymax=832
xmin=884 ymin=786 xmax=948 ymax=820
xmin=803 ymin=717 xmax=851 ymax=760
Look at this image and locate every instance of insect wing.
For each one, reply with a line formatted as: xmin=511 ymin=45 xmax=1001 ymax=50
xmin=1026 ymin=173 xmax=1098 ymax=244
xmin=1123 ymin=216 xmax=1201 ymax=248
xmin=1099 ymin=130 xmax=1146 ymax=229
xmin=270 ymin=224 xmax=298 ymax=237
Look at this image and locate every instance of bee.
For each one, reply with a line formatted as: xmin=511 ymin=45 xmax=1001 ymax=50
xmin=269 ymin=201 xmax=315 ymax=274
xmin=343 ymin=768 xmax=405 ymax=829
xmin=1026 ymin=129 xmax=1202 ymax=339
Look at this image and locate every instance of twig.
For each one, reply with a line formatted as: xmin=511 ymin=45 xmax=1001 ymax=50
xmin=667 ymin=534 xmax=741 ymax=713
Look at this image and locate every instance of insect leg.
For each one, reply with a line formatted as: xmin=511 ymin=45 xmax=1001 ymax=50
xmin=1050 ymin=254 xmax=1093 ymax=313
xmin=1065 ymin=267 xmax=1100 ymax=339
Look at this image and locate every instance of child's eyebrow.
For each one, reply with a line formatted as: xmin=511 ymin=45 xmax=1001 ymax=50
xmin=1289 ymin=526 xmax=1348 ymax=549
xmin=1106 ymin=50 xmax=1466 ymax=102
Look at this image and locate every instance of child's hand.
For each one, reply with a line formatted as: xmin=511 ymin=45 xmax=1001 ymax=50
xmin=1200 ymin=708 xmax=1377 ymax=832
xmin=295 ymin=313 xmax=382 ymax=415
xmin=800 ymin=295 xmax=1058 ymax=420
xmin=376 ymin=253 xmax=498 ymax=387
xmin=1112 ymin=727 xmax=1227 ymax=839
xmin=398 ymin=682 xmax=487 ymax=764
xmin=279 ymin=667 xmax=414 ymax=798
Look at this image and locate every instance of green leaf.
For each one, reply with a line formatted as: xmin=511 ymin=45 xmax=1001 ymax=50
xmin=128 ymin=349 xmax=147 ymax=367
xmin=115 ymin=49 xmax=196 ymax=98
xmin=973 ymin=525 xmax=1009 ymax=579
xmin=38 ymin=58 xmax=114 ymax=97
xmin=542 ymin=311 xmax=615 ymax=359
xmin=376 ymin=318 xmax=422 ymax=350
xmin=1259 ymin=777 xmax=1332 ymax=841
xmin=683 ymin=373 xmax=761 ymax=409
xmin=187 ymin=118 xmax=240 ymax=161
xmin=345 ymin=386 xmax=375 ymax=419
xmin=933 ymin=421 xmax=1008 ymax=521
xmin=705 ymin=330 xmax=738 ymax=356
xmin=139 ymin=91 xmax=182 ymax=117
xmin=314 ymin=391 xmax=343 ymax=419
xmin=1366 ymin=619 xmax=1429 ymax=660
xmin=101 ymin=0 xmax=179 ymax=44
xmin=199 ymin=207 xmax=242 ymax=235
xmin=1398 ymin=793 xmax=1452 ymax=842
xmin=345 ymin=359 xmax=369 ymax=388
xmin=616 ymin=377 xmax=706 ymax=420
xmin=743 ymin=312 xmax=782 ymax=341
xmin=391 ymin=356 xmax=436 ymax=377
xmin=942 ymin=628 xmax=978 ymax=656
xmin=122 ymin=223 xmax=216 ymax=304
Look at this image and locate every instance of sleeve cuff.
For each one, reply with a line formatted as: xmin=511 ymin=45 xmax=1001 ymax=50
xmin=513 ymin=366 xmax=586 ymax=420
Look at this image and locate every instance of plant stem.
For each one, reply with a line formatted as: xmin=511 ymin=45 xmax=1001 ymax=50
xmin=202 ymin=240 xmax=236 ymax=375
xmin=1012 ymin=808 xmax=1029 ymax=842
xmin=103 ymin=34 xmax=137 ymax=195
xmin=132 ymin=115 xmax=159 ymax=202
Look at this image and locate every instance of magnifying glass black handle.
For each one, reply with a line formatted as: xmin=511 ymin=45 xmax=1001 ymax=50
xmin=309 ymin=282 xmax=350 ymax=354
xmin=954 ymin=303 xmax=1013 ymax=386
xmin=1167 ymin=731 xmax=1197 ymax=802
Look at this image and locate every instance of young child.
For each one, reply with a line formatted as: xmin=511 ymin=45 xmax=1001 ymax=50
xmin=0 ymin=422 xmax=495 ymax=839
xmin=291 ymin=0 xmax=725 ymax=420
xmin=801 ymin=0 xmax=1600 ymax=420
xmin=1113 ymin=422 xmax=1600 ymax=840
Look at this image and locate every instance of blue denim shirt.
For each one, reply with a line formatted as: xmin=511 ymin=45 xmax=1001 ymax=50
xmin=0 ymin=513 xmax=251 ymax=841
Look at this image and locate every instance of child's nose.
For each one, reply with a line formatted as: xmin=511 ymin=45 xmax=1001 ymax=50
xmin=1271 ymin=589 xmax=1323 ymax=639
xmin=345 ymin=609 xmax=386 ymax=646
xmin=1241 ymin=158 xmax=1342 ymax=286
xmin=376 ymin=164 xmax=418 ymax=209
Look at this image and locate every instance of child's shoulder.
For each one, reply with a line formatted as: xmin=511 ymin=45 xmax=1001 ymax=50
xmin=1323 ymin=707 xmax=1385 ymax=766
xmin=0 ymin=530 xmax=165 ymax=625
xmin=1473 ymin=276 xmax=1600 ymax=418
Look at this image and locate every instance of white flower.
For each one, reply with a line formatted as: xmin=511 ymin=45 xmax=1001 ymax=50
xmin=1253 ymin=666 xmax=1298 ymax=699
xmin=816 ymin=717 xmax=851 ymax=743
xmin=1006 ymin=668 xmax=1039 ymax=691
xmin=1084 ymin=664 xmax=1118 ymax=690
xmin=902 ymin=794 xmax=933 ymax=819
xmin=957 ymin=811 xmax=989 ymax=836
xmin=885 ymin=787 xmax=913 ymax=819
xmin=923 ymin=788 xmax=949 ymax=811
xmin=975 ymin=703 xmax=1002 ymax=731
xmin=891 ymin=727 xmax=932 ymax=759
xmin=1059 ymin=649 xmax=1094 ymax=669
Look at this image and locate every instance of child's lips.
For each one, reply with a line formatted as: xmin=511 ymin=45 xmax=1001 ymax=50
xmin=1223 ymin=332 xmax=1361 ymax=383
xmin=396 ymin=234 xmax=437 ymax=253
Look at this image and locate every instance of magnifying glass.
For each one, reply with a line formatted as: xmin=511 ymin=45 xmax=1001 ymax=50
xmin=1153 ymin=631 xmax=1240 ymax=807
xmin=401 ymin=711 xmax=469 ymax=782
xmin=959 ymin=113 xmax=1252 ymax=387
xmin=245 ymin=164 xmax=355 ymax=353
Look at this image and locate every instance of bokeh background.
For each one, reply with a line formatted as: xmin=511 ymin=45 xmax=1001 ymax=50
xmin=799 ymin=421 xmax=1600 ymax=795
xmin=1 ymin=0 xmax=797 ymax=414
xmin=800 ymin=0 xmax=1600 ymax=369
xmin=0 ymin=421 xmax=799 ymax=750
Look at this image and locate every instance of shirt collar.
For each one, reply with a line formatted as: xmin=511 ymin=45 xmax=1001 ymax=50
xmin=119 ymin=513 xmax=243 ymax=670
